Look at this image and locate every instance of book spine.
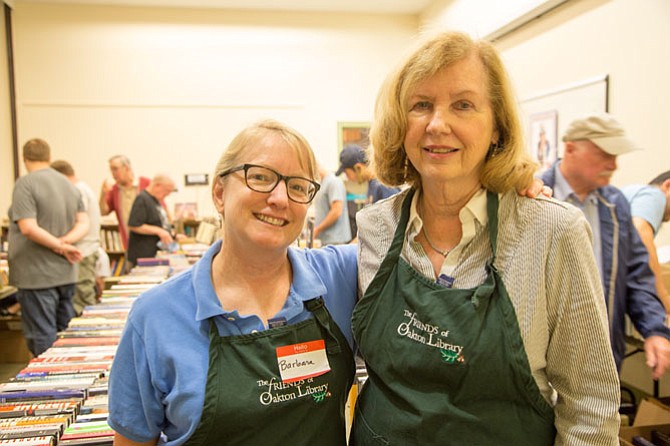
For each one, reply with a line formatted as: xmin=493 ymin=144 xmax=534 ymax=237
xmin=0 ymin=437 xmax=55 ymax=445
xmin=652 ymin=430 xmax=670 ymax=446
xmin=632 ymin=436 xmax=657 ymax=446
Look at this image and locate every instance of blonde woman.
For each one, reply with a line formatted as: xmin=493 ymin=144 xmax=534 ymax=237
xmin=351 ymin=32 xmax=620 ymax=445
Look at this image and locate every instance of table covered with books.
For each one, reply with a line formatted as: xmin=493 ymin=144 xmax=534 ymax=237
xmin=0 ymin=264 xmax=171 ymax=446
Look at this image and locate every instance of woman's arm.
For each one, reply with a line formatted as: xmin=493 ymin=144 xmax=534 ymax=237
xmin=544 ymin=207 xmax=620 ymax=445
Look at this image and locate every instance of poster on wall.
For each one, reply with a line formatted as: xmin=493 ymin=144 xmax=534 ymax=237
xmin=337 ymin=121 xmax=370 ymax=153
xmin=519 ymin=74 xmax=609 ymax=169
xmin=528 ymin=110 xmax=558 ymax=172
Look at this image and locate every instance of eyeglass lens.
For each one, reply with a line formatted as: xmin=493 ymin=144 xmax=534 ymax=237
xmin=245 ymin=165 xmax=316 ymax=203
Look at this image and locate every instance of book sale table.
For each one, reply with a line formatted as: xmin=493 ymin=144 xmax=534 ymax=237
xmin=0 ymin=264 xmax=171 ymax=446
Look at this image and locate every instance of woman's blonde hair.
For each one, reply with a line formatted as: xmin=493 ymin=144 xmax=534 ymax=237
xmin=371 ymin=31 xmax=536 ymax=193
xmin=213 ymin=119 xmax=318 ymax=191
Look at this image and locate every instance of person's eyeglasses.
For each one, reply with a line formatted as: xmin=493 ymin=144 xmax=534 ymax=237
xmin=218 ymin=164 xmax=320 ymax=204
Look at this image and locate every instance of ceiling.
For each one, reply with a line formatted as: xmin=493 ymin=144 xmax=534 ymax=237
xmin=12 ymin=0 xmax=439 ymax=15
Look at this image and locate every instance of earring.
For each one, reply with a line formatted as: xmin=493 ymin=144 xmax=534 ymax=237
xmin=487 ymin=141 xmax=503 ymax=159
xmin=402 ymin=149 xmax=409 ymax=182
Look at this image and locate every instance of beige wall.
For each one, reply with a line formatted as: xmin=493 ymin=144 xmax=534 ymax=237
xmin=498 ymin=0 xmax=670 ymax=185
xmin=422 ymin=0 xmax=670 ymax=246
xmin=0 ymin=3 xmax=14 ymax=221
xmin=6 ymin=2 xmax=418 ymax=217
xmin=3 ymin=0 xmax=669 ymax=230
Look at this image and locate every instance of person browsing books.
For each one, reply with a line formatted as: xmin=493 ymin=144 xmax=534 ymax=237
xmin=351 ymin=31 xmax=620 ymax=445
xmin=312 ymin=164 xmax=352 ymax=245
xmin=51 ymin=159 xmax=102 ymax=316
xmin=541 ymin=114 xmax=670 ymax=379
xmin=99 ymin=155 xmax=152 ymax=251
xmin=336 ymin=143 xmax=401 ymax=205
xmin=108 ymin=120 xmax=357 ymax=446
xmin=125 ymin=173 xmax=179 ymax=268
xmin=622 ymin=170 xmax=670 ymax=313
xmin=336 ymin=144 xmax=401 ymax=238
xmin=8 ymin=139 xmax=89 ymax=356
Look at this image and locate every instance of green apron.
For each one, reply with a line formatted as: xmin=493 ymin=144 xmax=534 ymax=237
xmin=186 ymin=297 xmax=355 ymax=446
xmin=350 ymin=189 xmax=556 ymax=445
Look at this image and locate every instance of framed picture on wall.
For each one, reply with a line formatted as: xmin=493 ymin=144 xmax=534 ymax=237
xmin=337 ymin=121 xmax=370 ymax=153
xmin=528 ymin=110 xmax=558 ymax=172
xmin=520 ymin=75 xmax=609 ymax=170
xmin=174 ymin=202 xmax=198 ymax=220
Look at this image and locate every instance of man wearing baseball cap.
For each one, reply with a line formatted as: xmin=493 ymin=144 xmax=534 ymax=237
xmin=541 ymin=112 xmax=670 ymax=380
xmin=335 ymin=144 xmax=367 ymax=177
xmin=336 ymin=144 xmax=401 ymax=204
xmin=336 ymin=144 xmax=401 ymax=237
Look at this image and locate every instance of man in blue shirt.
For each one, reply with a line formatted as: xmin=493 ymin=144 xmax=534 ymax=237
xmin=622 ymin=171 xmax=670 ymax=312
xmin=336 ymin=144 xmax=401 ymax=237
xmin=336 ymin=144 xmax=401 ymax=205
xmin=541 ymin=113 xmax=670 ymax=379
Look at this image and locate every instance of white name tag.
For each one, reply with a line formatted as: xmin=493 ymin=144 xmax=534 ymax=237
xmin=276 ymin=340 xmax=331 ymax=383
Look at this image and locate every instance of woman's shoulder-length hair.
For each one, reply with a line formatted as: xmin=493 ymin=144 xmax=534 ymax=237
xmin=370 ymin=31 xmax=537 ymax=193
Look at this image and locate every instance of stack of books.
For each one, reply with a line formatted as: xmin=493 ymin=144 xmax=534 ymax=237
xmin=180 ymin=243 xmax=210 ymax=265
xmin=108 ymin=257 xmax=126 ymax=277
xmin=99 ymin=228 xmax=122 ymax=254
xmin=135 ymin=257 xmax=169 ymax=267
xmin=0 ymin=388 xmax=86 ymax=445
xmin=0 ymin=267 xmax=172 ymax=445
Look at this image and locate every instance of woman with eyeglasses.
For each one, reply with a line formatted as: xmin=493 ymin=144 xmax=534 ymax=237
xmin=108 ymin=120 xmax=357 ymax=446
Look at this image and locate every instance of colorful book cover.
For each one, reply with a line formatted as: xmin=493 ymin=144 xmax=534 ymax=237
xmin=0 ymin=436 xmax=56 ymax=445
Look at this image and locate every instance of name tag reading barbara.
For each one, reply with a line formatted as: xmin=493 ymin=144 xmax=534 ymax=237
xmin=276 ymin=340 xmax=331 ymax=383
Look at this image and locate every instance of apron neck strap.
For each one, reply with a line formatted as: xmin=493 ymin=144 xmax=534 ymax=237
xmin=391 ymin=188 xmax=500 ymax=258
xmin=384 ymin=188 xmax=416 ymax=262
xmin=305 ymin=297 xmax=342 ymax=354
xmin=206 ymin=298 xmax=342 ymax=354
xmin=207 ymin=318 xmax=219 ymax=342
xmin=486 ymin=190 xmax=499 ymax=260
xmin=370 ymin=188 xmax=500 ymax=285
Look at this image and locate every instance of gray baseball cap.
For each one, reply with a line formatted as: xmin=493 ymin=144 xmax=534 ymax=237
xmin=562 ymin=112 xmax=640 ymax=155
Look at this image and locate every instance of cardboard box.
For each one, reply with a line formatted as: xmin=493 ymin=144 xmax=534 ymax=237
xmin=634 ymin=398 xmax=670 ymax=426
xmin=0 ymin=328 xmax=32 ymax=363
xmin=661 ymin=263 xmax=670 ymax=293
xmin=0 ymin=315 xmax=22 ymax=332
xmin=620 ymin=423 xmax=670 ymax=446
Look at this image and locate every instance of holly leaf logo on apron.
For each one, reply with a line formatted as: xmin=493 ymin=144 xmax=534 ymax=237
xmin=312 ymin=390 xmax=329 ymax=403
xmin=440 ymin=349 xmax=464 ymax=364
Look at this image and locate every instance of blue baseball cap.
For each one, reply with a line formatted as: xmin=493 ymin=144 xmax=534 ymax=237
xmin=336 ymin=144 xmax=367 ymax=176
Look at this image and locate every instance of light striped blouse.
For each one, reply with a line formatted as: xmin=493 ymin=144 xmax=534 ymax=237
xmin=356 ymin=188 xmax=621 ymax=446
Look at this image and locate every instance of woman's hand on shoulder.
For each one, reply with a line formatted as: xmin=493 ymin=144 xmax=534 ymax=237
xmin=517 ymin=178 xmax=553 ymax=199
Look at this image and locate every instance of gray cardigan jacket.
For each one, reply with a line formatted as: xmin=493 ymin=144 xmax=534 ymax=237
xmin=356 ymin=188 xmax=620 ymax=446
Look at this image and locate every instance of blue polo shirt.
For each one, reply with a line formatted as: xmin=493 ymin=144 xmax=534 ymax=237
xmin=622 ymin=184 xmax=666 ymax=235
xmin=108 ymin=240 xmax=357 ymax=445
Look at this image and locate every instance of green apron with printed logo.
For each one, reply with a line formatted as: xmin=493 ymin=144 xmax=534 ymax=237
xmin=350 ymin=189 xmax=556 ymax=445
xmin=186 ymin=297 xmax=355 ymax=446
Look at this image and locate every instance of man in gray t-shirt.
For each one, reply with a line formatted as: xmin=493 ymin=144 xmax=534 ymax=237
xmin=313 ymin=165 xmax=351 ymax=245
xmin=8 ymin=138 xmax=88 ymax=356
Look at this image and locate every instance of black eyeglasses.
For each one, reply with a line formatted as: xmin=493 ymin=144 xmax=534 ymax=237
xmin=219 ymin=164 xmax=321 ymax=204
